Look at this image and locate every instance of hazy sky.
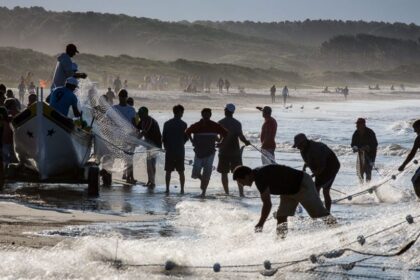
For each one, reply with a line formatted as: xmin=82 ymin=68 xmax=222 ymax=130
xmin=2 ymin=0 xmax=420 ymax=24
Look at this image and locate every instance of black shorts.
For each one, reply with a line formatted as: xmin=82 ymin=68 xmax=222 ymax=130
xmin=217 ymin=154 xmax=242 ymax=174
xmin=165 ymin=153 xmax=185 ymax=172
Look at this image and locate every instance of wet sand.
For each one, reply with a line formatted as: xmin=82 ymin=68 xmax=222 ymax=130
xmin=0 ymin=202 xmax=162 ymax=248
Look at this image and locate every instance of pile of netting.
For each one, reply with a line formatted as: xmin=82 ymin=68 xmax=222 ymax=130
xmin=75 ymin=79 xmax=164 ymax=183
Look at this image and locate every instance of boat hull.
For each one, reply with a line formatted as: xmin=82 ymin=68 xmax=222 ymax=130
xmin=12 ymin=102 xmax=92 ymax=179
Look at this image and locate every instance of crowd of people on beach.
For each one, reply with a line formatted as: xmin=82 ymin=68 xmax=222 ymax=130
xmin=1 ymin=43 xmax=419 ymax=237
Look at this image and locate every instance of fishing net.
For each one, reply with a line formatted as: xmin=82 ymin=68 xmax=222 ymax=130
xmin=74 ymin=79 xmax=164 ymax=185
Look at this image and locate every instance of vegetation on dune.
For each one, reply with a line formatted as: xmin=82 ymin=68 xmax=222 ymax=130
xmin=194 ymin=20 xmax=420 ymax=46
xmin=0 ymin=47 xmax=301 ymax=88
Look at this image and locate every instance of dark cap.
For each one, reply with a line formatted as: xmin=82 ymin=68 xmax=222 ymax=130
xmin=293 ymin=133 xmax=307 ymax=148
xmin=356 ymin=118 xmax=366 ymax=124
xmin=257 ymin=106 xmax=272 ymax=114
xmin=66 ymin=43 xmax=79 ymax=53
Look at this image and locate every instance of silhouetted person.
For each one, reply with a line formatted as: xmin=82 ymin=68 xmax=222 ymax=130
xmin=51 ymin=44 xmax=87 ymax=90
xmin=186 ymin=108 xmax=227 ymax=197
xmin=113 ymin=76 xmax=122 ymax=94
xmin=18 ymin=77 xmax=26 ymax=104
xmin=224 ymin=79 xmax=231 ymax=93
xmin=270 ymin=85 xmax=276 ymax=103
xmin=282 ymin=86 xmax=289 ymax=106
xmin=162 ymin=105 xmax=188 ymax=194
xmin=106 ymin=87 xmax=116 ymax=105
xmin=218 ymin=78 xmax=224 ymax=93
xmin=233 ymin=165 xmax=335 ymax=238
xmin=217 ymin=103 xmax=250 ymax=196
xmin=351 ymin=118 xmax=378 ymax=184
xmin=257 ymin=106 xmax=277 ymax=165
xmin=398 ymin=119 xmax=420 ymax=198
xmin=293 ymin=133 xmax=340 ymax=211
xmin=343 ymin=86 xmax=349 ymax=100
xmin=137 ymin=107 xmax=162 ymax=188
xmin=49 ymin=77 xmax=81 ymax=117
xmin=27 ymin=93 xmax=37 ymax=107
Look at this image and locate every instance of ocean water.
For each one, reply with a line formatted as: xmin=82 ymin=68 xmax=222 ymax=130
xmin=1 ymin=97 xmax=419 ymax=279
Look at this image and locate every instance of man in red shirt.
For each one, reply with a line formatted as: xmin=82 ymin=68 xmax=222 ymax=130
xmin=258 ymin=106 xmax=277 ymax=165
xmin=186 ymin=108 xmax=227 ymax=197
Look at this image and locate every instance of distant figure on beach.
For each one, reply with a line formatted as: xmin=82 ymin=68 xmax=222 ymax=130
xmin=217 ymin=78 xmax=224 ymax=93
xmin=28 ymin=82 xmax=36 ymax=95
xmin=137 ymin=106 xmax=162 ymax=188
xmin=400 ymin=84 xmax=405 ymax=91
xmin=293 ymin=133 xmax=340 ymax=211
xmin=217 ymin=103 xmax=251 ymax=197
xmin=322 ymin=86 xmax=331 ymax=93
xmin=282 ymin=86 xmax=289 ymax=106
xmin=224 ymin=79 xmax=231 ymax=93
xmin=162 ymin=104 xmax=188 ymax=194
xmin=49 ymin=77 xmax=81 ymax=118
xmin=106 ymin=87 xmax=115 ymax=105
xmin=124 ymin=80 xmax=128 ymax=90
xmin=258 ymin=106 xmax=277 ymax=165
xmin=398 ymin=119 xmax=420 ymax=198
xmin=390 ymin=85 xmax=395 ymax=91
xmin=113 ymin=76 xmax=122 ymax=94
xmin=186 ymin=108 xmax=227 ymax=197
xmin=18 ymin=77 xmax=26 ymax=104
xmin=343 ymin=86 xmax=349 ymax=100
xmin=351 ymin=118 xmax=378 ymax=184
xmin=233 ymin=165 xmax=335 ymax=238
xmin=270 ymin=85 xmax=276 ymax=103
xmin=51 ymin=44 xmax=87 ymax=90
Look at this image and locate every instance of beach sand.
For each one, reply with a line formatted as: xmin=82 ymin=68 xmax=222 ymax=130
xmin=0 ymin=202 xmax=162 ymax=248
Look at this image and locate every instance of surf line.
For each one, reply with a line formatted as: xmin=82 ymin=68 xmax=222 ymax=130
xmin=109 ymin=212 xmax=419 ymax=276
xmin=333 ymin=159 xmax=418 ymax=203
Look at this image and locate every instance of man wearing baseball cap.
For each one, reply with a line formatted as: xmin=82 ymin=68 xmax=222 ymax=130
xmin=351 ymin=118 xmax=378 ymax=184
xmin=293 ymin=133 xmax=340 ymax=211
xmin=217 ymin=103 xmax=251 ymax=196
xmin=257 ymin=106 xmax=277 ymax=165
xmin=51 ymin=43 xmax=87 ymax=90
xmin=49 ymin=77 xmax=81 ymax=117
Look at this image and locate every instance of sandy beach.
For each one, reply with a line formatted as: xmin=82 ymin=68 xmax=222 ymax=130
xmin=0 ymin=201 xmax=162 ymax=248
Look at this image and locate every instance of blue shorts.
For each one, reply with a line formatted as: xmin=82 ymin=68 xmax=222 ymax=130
xmin=192 ymin=153 xmax=215 ymax=181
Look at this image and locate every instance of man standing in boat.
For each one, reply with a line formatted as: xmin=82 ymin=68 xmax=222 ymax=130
xmin=49 ymin=77 xmax=81 ymax=118
xmin=51 ymin=44 xmax=87 ymax=90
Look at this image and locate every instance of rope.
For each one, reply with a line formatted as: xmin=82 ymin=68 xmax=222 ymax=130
xmin=109 ymin=213 xmax=419 ymax=274
xmin=333 ymin=158 xmax=418 ymax=203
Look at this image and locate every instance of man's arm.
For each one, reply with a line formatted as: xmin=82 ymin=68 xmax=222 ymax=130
xmin=238 ymin=123 xmax=251 ymax=146
xmin=185 ymin=124 xmax=195 ymax=144
xmin=72 ymin=105 xmax=81 ymax=118
xmin=351 ymin=131 xmax=358 ymax=152
xmin=162 ymin=123 xmax=167 ymax=145
xmin=399 ymin=137 xmax=419 ymax=171
xmin=255 ymin=188 xmax=272 ymax=231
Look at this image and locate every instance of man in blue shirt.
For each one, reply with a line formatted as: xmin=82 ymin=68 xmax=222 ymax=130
xmin=49 ymin=77 xmax=81 ymax=117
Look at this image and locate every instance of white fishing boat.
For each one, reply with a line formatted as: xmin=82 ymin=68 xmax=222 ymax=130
xmin=9 ymin=97 xmax=99 ymax=196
